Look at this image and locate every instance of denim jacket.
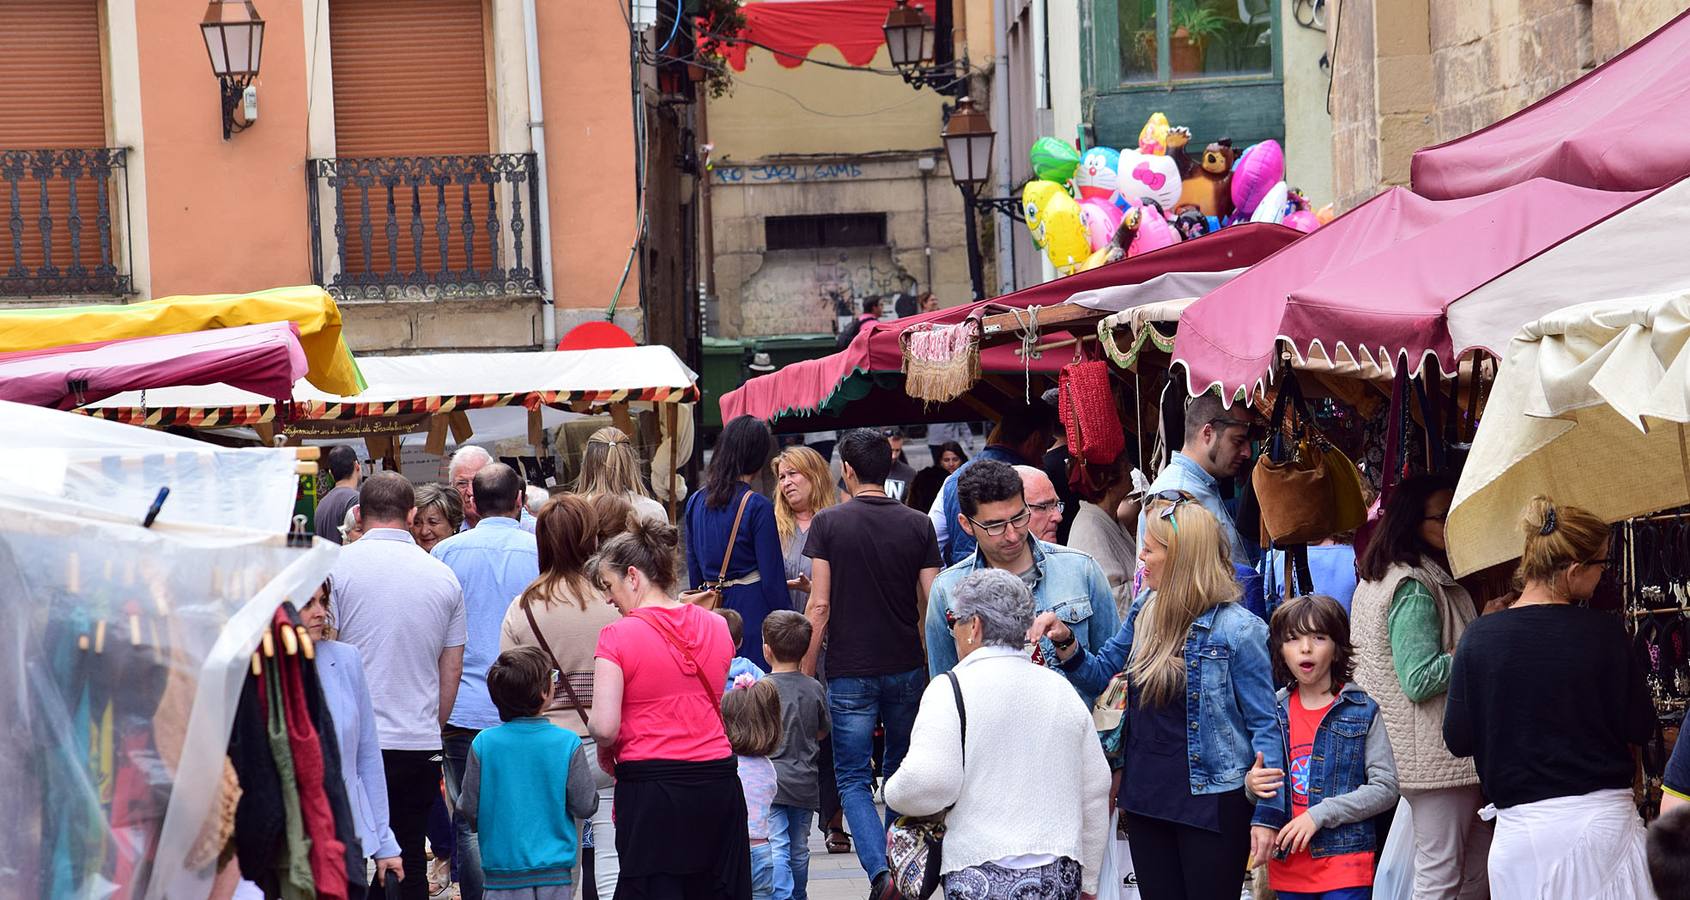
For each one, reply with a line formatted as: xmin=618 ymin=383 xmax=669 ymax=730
xmin=926 ymin=538 xmax=1120 ymax=700
xmin=1059 ymin=589 xmax=1284 ymax=794
xmin=1250 ymin=684 xmax=1399 ymax=858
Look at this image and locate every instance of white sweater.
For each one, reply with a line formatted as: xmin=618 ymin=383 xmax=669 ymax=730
xmin=884 ymin=646 xmax=1111 ymax=893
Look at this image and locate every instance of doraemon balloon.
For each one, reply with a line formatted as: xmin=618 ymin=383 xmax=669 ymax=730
xmin=1040 ymin=191 xmax=1091 ymax=273
xmin=1138 ymin=112 xmax=1172 ymax=155
xmin=1021 ymin=180 xmax=1064 ymax=249
xmin=1074 ymin=147 xmax=1121 ymax=201
xmin=1248 ymin=181 xmax=1291 ymax=224
xmin=1029 ymin=137 xmax=1081 ymax=184
xmin=1230 ymin=140 xmax=1286 ymax=217
xmin=1079 ymin=198 xmax=1125 ymax=252
xmin=1115 ymin=150 xmax=1182 ymax=210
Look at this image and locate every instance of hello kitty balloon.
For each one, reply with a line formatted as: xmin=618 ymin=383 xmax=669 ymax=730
xmin=1115 ymin=150 xmax=1182 ymax=211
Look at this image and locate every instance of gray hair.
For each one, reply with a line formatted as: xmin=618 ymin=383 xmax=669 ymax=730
xmin=448 ymin=445 xmax=494 ymax=480
xmin=339 ymin=504 xmax=361 ymax=540
xmin=950 ymin=568 xmax=1036 ymax=648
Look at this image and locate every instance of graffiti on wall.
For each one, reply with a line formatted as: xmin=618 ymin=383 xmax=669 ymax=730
xmin=713 ymin=163 xmax=866 ymax=184
xmin=737 ymin=247 xmax=916 ymax=337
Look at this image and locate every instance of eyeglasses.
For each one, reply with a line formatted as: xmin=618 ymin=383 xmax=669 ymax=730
xmin=549 ymin=668 xmax=561 ymax=686
xmin=944 ymin=607 xmax=976 ymax=629
xmin=965 ymin=506 xmax=1032 ymax=537
xmin=1028 ymin=499 xmax=1065 ymax=515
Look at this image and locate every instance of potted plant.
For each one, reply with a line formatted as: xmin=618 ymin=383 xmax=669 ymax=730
xmin=1170 ymin=0 xmax=1228 ymax=76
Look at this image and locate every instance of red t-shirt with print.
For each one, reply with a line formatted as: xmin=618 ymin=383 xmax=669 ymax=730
xmin=1268 ymin=690 xmax=1376 ymax=894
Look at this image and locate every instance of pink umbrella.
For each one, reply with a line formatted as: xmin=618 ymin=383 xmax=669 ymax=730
xmin=0 ymin=321 xmax=307 ymax=409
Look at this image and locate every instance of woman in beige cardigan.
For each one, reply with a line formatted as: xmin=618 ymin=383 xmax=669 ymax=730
xmin=1351 ymin=473 xmax=1490 ymax=899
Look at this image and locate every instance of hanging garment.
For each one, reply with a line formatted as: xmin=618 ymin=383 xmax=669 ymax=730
xmin=263 ymin=654 xmax=316 ymax=900
xmin=293 ymin=618 xmax=371 ymax=888
xmin=230 ymin=668 xmax=285 ymax=898
xmin=273 ymin=607 xmax=348 ymax=900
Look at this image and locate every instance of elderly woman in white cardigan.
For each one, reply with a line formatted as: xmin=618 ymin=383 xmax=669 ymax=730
xmin=885 ymin=568 xmax=1111 ymax=899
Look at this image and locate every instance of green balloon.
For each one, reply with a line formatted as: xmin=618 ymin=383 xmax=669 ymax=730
xmin=1030 ymin=137 xmax=1081 ymax=183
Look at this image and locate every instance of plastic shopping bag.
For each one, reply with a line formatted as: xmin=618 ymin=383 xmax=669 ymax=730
xmin=1095 ymin=810 xmax=1141 ymax=900
xmin=1374 ymin=797 xmax=1415 ymax=900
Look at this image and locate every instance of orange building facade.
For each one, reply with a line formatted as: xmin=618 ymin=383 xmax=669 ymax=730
xmin=0 ymin=0 xmax=646 ymax=353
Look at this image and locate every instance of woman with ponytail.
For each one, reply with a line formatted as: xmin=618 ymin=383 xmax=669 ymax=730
xmin=1443 ymin=497 xmax=1653 ymax=899
xmin=589 ymin=518 xmax=751 ymax=898
xmin=1031 ymin=493 xmax=1282 ymax=899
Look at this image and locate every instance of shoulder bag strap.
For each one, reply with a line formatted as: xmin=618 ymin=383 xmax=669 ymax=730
xmin=522 ymin=598 xmax=591 ymax=731
xmin=945 ymin=670 xmax=966 ymax=765
xmin=714 ymin=490 xmax=755 ymax=585
xmin=630 ymin=609 xmax=725 ymax=724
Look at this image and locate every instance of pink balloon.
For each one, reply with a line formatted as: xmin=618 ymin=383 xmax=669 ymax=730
xmin=1283 ymin=209 xmax=1320 ymax=233
xmin=1127 ymin=206 xmax=1181 ymax=256
xmin=1230 ymin=140 xmax=1286 ymax=217
xmin=1080 ymin=198 xmax=1125 ymax=252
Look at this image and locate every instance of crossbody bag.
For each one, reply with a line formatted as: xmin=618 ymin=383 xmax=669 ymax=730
xmin=679 ymin=491 xmax=755 ymax=610
xmin=521 ymin=598 xmax=593 ymax=731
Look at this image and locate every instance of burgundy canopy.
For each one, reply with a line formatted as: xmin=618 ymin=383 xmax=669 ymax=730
xmin=0 ymin=322 xmax=307 ymax=410
xmin=1413 ymin=9 xmax=1690 ymax=198
xmin=1171 ymin=180 xmax=1648 ymax=403
xmin=720 ymin=223 xmax=1302 ymax=427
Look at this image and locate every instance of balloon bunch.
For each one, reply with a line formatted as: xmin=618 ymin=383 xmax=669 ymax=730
xmin=1021 ymin=114 xmax=1331 ymax=275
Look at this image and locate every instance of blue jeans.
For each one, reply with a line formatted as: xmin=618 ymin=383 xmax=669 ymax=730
xmin=441 ymin=727 xmax=484 ymax=900
xmin=750 ymin=841 xmax=775 ymax=900
xmin=1276 ymin=889 xmax=1372 ymax=900
xmin=769 ymin=804 xmax=815 ymax=900
xmin=828 ymin=668 xmax=925 ymax=881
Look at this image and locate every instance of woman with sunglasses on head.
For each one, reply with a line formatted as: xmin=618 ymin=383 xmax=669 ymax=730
xmin=589 ymin=517 xmax=751 ymax=897
xmin=1441 ymin=498 xmax=1653 ymax=899
xmin=1350 ymin=472 xmax=1491 ymax=900
xmin=1030 ymin=494 xmax=1283 ymax=900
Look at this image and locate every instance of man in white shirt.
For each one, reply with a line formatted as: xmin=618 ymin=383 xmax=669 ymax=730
xmin=331 ymin=472 xmax=467 ymax=900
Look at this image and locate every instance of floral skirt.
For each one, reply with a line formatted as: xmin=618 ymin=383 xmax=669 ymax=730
xmin=942 ymin=857 xmax=1081 ymax=900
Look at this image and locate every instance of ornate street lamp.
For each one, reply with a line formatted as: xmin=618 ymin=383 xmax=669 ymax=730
xmin=941 ymin=97 xmax=997 ymax=300
xmin=200 ymin=0 xmax=265 ymax=139
xmin=882 ymin=0 xmax=933 ymax=77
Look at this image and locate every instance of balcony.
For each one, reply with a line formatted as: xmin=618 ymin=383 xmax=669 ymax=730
xmin=307 ymin=153 xmax=544 ymax=302
xmin=0 ymin=148 xmax=132 ymax=298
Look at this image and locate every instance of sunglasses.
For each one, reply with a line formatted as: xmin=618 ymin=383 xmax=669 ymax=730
xmin=944 ymin=607 xmax=976 ymax=630
xmin=1148 ymin=490 xmax=1195 ymax=532
xmin=966 ymin=506 xmax=1032 ymax=537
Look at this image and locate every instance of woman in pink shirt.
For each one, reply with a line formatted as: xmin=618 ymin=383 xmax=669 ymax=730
xmin=590 ymin=518 xmax=752 ymax=898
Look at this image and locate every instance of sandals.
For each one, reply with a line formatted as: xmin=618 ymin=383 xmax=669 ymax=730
xmin=826 ymin=826 xmax=852 ymax=854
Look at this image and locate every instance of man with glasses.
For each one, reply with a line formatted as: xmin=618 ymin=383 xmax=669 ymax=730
xmin=925 ymin=460 xmax=1119 ymax=700
xmin=1139 ymin=390 xmax=1258 ymax=567
xmin=1016 ymin=465 xmax=1064 ymax=543
xmin=928 ymin=402 xmax=1057 ymax=565
xmin=800 ymin=429 xmax=942 ymax=900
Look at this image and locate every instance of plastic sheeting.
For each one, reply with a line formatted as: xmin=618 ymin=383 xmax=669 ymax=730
xmin=0 ymin=400 xmax=301 ymax=533
xmin=0 ymin=495 xmax=338 ymax=900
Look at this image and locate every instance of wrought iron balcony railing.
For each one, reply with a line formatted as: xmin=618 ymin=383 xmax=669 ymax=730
xmin=307 ymin=153 xmax=544 ymax=301
xmin=0 ymin=148 xmax=133 ymax=298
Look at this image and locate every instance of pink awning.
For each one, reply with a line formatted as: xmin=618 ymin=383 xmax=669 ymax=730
xmin=0 ymin=321 xmax=307 ymax=410
xmin=1171 ymin=180 xmax=1648 ymax=403
xmin=1412 ymin=9 xmax=1690 ymax=198
xmin=721 ymin=223 xmax=1302 ymax=425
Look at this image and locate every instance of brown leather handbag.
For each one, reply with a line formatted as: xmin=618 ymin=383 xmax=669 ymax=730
xmin=678 ymin=490 xmax=753 ymax=610
xmin=1253 ymin=374 xmax=1364 ymax=546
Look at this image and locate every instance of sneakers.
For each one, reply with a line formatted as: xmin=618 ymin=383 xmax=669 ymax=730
xmin=427 ymin=856 xmax=452 ymax=897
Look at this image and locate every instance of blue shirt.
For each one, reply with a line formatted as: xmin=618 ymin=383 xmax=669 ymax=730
xmin=1138 ymin=453 xmax=1254 ymax=566
xmin=433 ymin=516 xmax=541 ymax=730
xmin=315 ymin=641 xmax=401 ymax=859
xmin=460 ymin=507 xmax=537 ymax=533
xmin=465 ymin=718 xmax=591 ymax=889
xmin=684 ymin=483 xmax=789 ymax=670
xmin=727 ymin=656 xmax=767 ymax=690
xmin=1261 ymin=545 xmax=1360 ymax=615
xmin=933 ymin=444 xmax=1031 ymax=565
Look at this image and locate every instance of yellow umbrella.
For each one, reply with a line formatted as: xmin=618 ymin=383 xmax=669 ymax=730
xmin=0 ymin=285 xmax=365 ymax=395
xmin=1448 ymin=292 xmax=1690 ymax=576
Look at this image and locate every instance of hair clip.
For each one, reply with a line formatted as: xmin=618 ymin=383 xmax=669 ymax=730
xmin=1540 ymin=507 xmax=1558 ymax=536
xmin=730 ymin=673 xmax=759 ymax=691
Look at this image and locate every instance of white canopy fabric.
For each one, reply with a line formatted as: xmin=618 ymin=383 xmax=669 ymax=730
xmin=1448 ymin=292 xmax=1690 ymax=576
xmin=1067 ymin=269 xmax=1246 ymax=312
xmin=85 ymin=345 xmax=699 ymax=423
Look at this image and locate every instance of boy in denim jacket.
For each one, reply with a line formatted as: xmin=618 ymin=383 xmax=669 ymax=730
xmin=1246 ymin=595 xmax=1399 ymax=900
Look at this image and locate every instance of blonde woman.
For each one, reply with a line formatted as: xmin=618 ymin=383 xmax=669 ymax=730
xmin=772 ymin=445 xmax=839 ymax=611
xmin=576 ymin=425 xmax=668 ymax=524
xmin=1032 ymin=492 xmax=1283 ymax=900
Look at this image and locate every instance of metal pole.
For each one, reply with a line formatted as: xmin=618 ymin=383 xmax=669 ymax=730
xmin=960 ymin=186 xmax=985 ymax=301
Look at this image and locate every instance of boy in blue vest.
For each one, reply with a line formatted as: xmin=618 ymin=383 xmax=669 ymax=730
xmin=460 ymin=646 xmax=599 ymax=899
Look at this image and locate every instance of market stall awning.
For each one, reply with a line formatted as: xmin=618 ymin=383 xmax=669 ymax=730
xmin=1412 ymin=9 xmax=1690 ymax=198
xmin=719 ymin=0 xmax=895 ymax=70
xmin=0 ymin=322 xmax=306 ymax=410
xmin=80 ymin=345 xmax=699 ymax=429
xmin=1447 ymin=292 xmax=1690 ymax=576
xmin=0 ymin=285 xmax=364 ymax=396
xmin=720 ymin=223 xmax=1302 ymax=424
xmin=1171 ymin=179 xmax=1648 ymax=403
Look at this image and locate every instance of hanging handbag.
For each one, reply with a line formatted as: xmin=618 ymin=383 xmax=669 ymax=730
xmin=886 ymin=671 xmax=965 ymax=900
xmin=1059 ymin=355 xmax=1126 ymax=467
xmin=522 ymin=598 xmax=592 ymax=730
xmin=1253 ymin=373 xmax=1367 ymax=547
xmin=679 ymin=490 xmax=754 ymax=610
xmin=1091 ymin=671 xmax=1130 ymax=766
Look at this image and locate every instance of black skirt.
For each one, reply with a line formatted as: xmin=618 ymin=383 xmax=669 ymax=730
xmin=613 ymin=756 xmax=752 ymax=900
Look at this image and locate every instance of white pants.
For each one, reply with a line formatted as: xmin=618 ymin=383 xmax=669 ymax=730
xmin=1484 ymin=788 xmax=1654 ymax=900
xmin=578 ymin=739 xmax=619 ymax=899
xmin=1402 ymin=785 xmax=1493 ymax=900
